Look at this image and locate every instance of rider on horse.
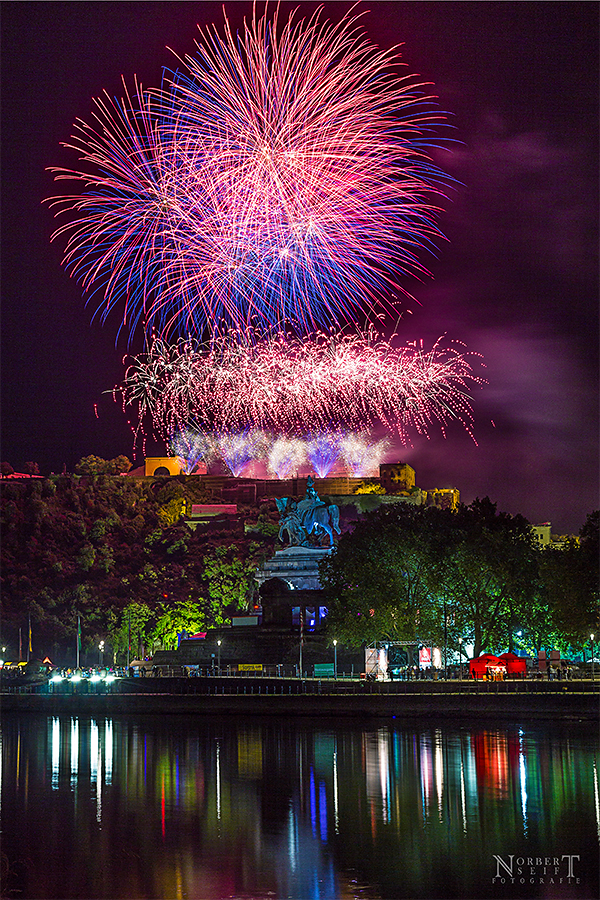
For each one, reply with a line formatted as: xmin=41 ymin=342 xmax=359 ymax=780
xmin=276 ymin=477 xmax=340 ymax=548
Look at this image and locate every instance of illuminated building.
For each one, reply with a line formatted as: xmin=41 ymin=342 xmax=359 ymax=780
xmin=530 ymin=522 xmax=578 ymax=549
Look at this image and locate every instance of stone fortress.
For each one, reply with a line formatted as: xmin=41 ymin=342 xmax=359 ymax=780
xmin=140 ymin=457 xmax=460 ymax=513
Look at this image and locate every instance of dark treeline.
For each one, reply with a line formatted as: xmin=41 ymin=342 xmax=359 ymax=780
xmin=321 ymin=499 xmax=599 ymax=660
xmin=1 ymin=460 xmax=597 ymax=666
xmin=0 ymin=466 xmax=279 ymax=664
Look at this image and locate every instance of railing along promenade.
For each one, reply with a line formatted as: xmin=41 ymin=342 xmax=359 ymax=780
xmin=2 ymin=675 xmax=600 ymax=694
xmin=2 ymin=673 xmax=598 ymax=723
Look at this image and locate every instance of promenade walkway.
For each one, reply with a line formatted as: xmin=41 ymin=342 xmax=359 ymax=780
xmin=3 ymin=674 xmax=598 ymax=721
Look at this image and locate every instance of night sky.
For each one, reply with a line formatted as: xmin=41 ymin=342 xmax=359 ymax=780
xmin=2 ymin=2 xmax=598 ymax=534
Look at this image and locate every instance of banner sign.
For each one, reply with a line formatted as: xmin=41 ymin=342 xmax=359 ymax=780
xmin=314 ymin=664 xmax=335 ymax=676
xmin=419 ymin=646 xmax=432 ymax=668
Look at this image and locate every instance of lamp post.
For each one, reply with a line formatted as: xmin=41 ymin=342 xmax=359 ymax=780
xmin=217 ymin=639 xmax=221 ymax=672
xmin=591 ymin=634 xmax=595 ymax=681
xmin=443 ymin=602 xmax=448 ymax=680
xmin=458 ymin=637 xmax=463 ymax=681
xmin=333 ymin=640 xmax=337 ymax=679
xmin=98 ymin=640 xmax=104 ymax=667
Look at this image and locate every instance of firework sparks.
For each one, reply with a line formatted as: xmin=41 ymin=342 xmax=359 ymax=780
xmin=115 ymin=330 xmax=484 ymax=448
xmin=47 ymin=6 xmax=451 ymax=343
xmin=169 ymin=427 xmax=216 ymax=473
xmin=306 ymin=433 xmax=342 ymax=478
xmin=216 ymin=430 xmax=268 ymax=477
xmin=339 ymin=433 xmax=390 ymax=477
xmin=267 ymin=437 xmax=307 ymax=480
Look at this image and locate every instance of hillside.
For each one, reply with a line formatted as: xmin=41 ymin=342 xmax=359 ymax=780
xmin=0 ymin=473 xmax=279 ymax=662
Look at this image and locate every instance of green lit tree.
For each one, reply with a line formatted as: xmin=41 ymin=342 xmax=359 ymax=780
xmin=203 ymin=544 xmax=257 ymax=625
xmin=428 ymin=498 xmax=539 ymax=657
xmin=321 ymin=498 xmax=540 ymax=658
xmin=150 ymin=598 xmax=205 ymax=650
xmin=535 ymin=510 xmax=599 ymax=654
xmin=108 ymin=601 xmax=155 ymax=662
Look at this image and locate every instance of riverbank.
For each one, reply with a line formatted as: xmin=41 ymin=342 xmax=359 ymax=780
xmin=2 ymin=678 xmax=598 ymax=721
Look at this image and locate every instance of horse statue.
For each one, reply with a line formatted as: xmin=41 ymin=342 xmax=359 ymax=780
xmin=276 ymin=477 xmax=341 ymax=548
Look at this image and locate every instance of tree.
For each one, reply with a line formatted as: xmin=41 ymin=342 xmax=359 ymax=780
xmin=536 ymin=510 xmax=599 ymax=653
xmin=157 ymin=496 xmax=185 ymax=526
xmin=108 ymin=601 xmax=155 ymax=662
xmin=108 ymin=455 xmax=132 ymax=474
xmin=203 ymin=544 xmax=257 ymax=625
xmin=74 ymin=456 xmax=108 ymax=475
xmin=77 ymin=543 xmax=96 ymax=571
xmin=320 ymin=497 xmax=540 ymax=658
xmin=150 ymin=599 xmax=205 ymax=650
xmin=353 ymin=481 xmax=386 ymax=495
xmin=320 ymin=503 xmax=447 ymax=647
xmin=74 ymin=455 xmax=132 ymax=475
xmin=435 ymin=499 xmax=539 ymax=657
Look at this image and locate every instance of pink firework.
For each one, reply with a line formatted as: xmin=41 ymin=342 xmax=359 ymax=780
xmin=115 ymin=331 xmax=484 ymax=447
xmin=47 ymin=6 xmax=451 ymax=342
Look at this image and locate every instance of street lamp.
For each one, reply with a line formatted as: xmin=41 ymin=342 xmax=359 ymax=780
xmin=591 ymin=634 xmax=595 ymax=681
xmin=458 ymin=637 xmax=463 ymax=681
xmin=98 ymin=640 xmax=104 ymax=667
xmin=217 ymin=639 xmax=221 ymax=672
xmin=443 ymin=602 xmax=448 ymax=680
xmin=333 ymin=640 xmax=337 ymax=679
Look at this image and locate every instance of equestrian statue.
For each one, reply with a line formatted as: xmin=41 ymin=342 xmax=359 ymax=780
xmin=276 ymin=477 xmax=341 ymax=548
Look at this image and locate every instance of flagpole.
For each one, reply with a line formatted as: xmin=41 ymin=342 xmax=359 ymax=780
xmin=127 ymin=608 xmax=131 ymax=668
xmin=299 ymin=606 xmax=304 ymax=678
xmin=76 ymin=613 xmax=81 ymax=668
xmin=19 ymin=627 xmax=22 ymax=662
xmin=28 ymin=612 xmax=32 ymax=662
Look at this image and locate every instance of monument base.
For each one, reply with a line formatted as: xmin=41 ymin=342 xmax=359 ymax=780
xmin=256 ymin=546 xmax=332 ymax=591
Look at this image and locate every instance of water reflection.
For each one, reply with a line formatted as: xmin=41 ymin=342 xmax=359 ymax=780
xmin=1 ymin=714 xmax=597 ymax=899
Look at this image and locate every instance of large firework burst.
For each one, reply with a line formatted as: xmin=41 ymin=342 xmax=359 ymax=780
xmin=47 ymin=5 xmax=450 ymax=343
xmin=115 ymin=330 xmax=483 ymax=449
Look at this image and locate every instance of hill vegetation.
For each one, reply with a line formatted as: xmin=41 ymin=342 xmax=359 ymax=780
xmin=1 ymin=466 xmax=278 ymax=663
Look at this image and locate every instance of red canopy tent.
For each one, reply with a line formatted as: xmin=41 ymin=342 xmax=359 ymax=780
xmin=497 ymin=652 xmax=527 ymax=676
xmin=469 ymin=653 xmax=506 ymax=679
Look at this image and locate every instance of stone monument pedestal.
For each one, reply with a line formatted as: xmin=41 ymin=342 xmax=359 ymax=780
xmin=255 ymin=546 xmax=332 ymax=591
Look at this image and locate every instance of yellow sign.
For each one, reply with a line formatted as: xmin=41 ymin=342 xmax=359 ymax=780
xmin=238 ymin=663 xmax=263 ymax=671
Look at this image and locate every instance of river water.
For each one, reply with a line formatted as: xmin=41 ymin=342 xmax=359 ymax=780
xmin=1 ymin=714 xmax=598 ymax=900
